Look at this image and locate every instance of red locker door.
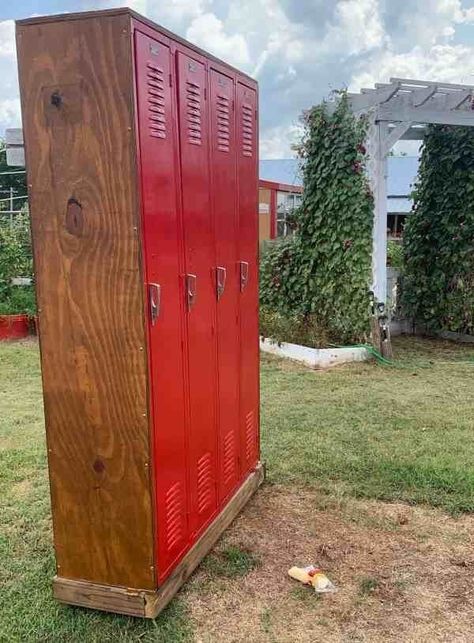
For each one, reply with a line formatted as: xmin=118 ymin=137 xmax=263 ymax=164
xmin=236 ymin=81 xmax=259 ymax=475
xmin=176 ymin=52 xmax=218 ymax=534
xmin=134 ymin=32 xmax=189 ymax=581
xmin=209 ymin=68 xmax=240 ymax=502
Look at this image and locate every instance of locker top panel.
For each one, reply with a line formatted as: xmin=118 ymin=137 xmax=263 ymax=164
xmin=17 ymin=7 xmax=258 ymax=90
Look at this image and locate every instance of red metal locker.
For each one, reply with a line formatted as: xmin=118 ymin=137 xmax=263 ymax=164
xmin=208 ymin=67 xmax=241 ymax=501
xmin=176 ymin=51 xmax=219 ymax=535
xmin=237 ymin=81 xmax=260 ymax=475
xmin=134 ymin=31 xmax=190 ymax=579
xmin=18 ymin=8 xmax=262 ymax=617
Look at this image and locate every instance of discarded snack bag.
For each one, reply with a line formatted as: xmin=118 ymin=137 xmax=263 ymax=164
xmin=288 ymin=565 xmax=337 ymax=593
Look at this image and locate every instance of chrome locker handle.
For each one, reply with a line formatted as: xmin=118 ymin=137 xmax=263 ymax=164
xmin=239 ymin=261 xmax=249 ymax=292
xmin=149 ymin=283 xmax=161 ymax=326
xmin=216 ymin=266 xmax=226 ymax=300
xmin=186 ymin=274 xmax=197 ymax=310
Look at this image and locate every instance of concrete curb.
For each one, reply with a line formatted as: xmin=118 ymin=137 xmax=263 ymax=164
xmin=260 ymin=338 xmax=369 ymax=369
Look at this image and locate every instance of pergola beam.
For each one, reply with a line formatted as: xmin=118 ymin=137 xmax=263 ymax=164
xmin=390 ymin=77 xmax=473 ymax=91
xmin=375 ymin=105 xmax=474 ymax=126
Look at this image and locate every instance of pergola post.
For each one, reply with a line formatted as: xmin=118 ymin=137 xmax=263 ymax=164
xmin=366 ymin=119 xmax=388 ymax=302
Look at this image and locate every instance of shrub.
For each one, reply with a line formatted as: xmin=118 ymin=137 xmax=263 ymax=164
xmin=402 ymin=125 xmax=474 ymax=334
xmin=260 ymin=307 xmax=333 ymax=348
xmin=387 ymin=240 xmax=404 ymax=271
xmin=259 ymin=94 xmax=373 ymax=345
xmin=0 ymin=210 xmax=35 ymax=315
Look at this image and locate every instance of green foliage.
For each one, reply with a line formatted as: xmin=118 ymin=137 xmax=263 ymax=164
xmin=260 ymin=95 xmax=374 ymax=344
xmin=403 ymin=125 xmax=474 ymax=334
xmin=387 ymin=240 xmax=404 ymax=271
xmin=260 ymin=307 xmax=333 ymax=348
xmin=0 ymin=285 xmax=36 ymax=316
xmin=0 ymin=211 xmax=35 ymax=315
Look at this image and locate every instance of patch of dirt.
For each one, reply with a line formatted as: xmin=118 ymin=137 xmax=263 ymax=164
xmin=183 ymin=485 xmax=474 ymax=642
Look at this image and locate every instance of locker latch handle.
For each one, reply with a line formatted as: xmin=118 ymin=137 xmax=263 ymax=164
xmin=149 ymin=283 xmax=161 ymax=326
xmin=216 ymin=266 xmax=226 ymax=301
xmin=186 ymin=274 xmax=197 ymax=310
xmin=239 ymin=261 xmax=249 ymax=292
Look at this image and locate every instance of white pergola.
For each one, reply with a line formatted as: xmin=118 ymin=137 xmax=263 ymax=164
xmin=347 ymin=77 xmax=474 ymax=303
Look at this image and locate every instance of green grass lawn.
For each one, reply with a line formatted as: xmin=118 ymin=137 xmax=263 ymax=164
xmin=262 ymin=336 xmax=474 ymax=513
xmin=1 ymin=336 xmax=474 ymax=640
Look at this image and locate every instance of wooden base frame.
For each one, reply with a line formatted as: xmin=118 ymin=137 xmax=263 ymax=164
xmin=53 ymin=463 xmax=264 ymax=618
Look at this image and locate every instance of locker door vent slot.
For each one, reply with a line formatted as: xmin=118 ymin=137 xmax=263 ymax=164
xmin=216 ymin=93 xmax=230 ymax=152
xmin=186 ymin=81 xmax=202 ymax=146
xmin=147 ymin=62 xmax=167 ymax=139
xmin=223 ymin=431 xmax=236 ymax=484
xmin=164 ymin=481 xmax=185 ymax=551
xmin=197 ymin=452 xmax=213 ymax=514
xmin=245 ymin=410 xmax=255 ymax=460
xmin=241 ymin=103 xmax=253 ymax=157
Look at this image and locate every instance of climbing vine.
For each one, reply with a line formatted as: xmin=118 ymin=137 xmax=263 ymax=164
xmin=260 ymin=94 xmax=374 ymax=345
xmin=402 ymin=125 xmax=474 ymax=334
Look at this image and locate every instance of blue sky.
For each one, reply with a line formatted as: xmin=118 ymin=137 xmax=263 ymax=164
xmin=1 ymin=0 xmax=474 ymax=156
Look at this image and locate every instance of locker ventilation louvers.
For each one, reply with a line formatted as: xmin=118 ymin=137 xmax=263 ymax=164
xmin=147 ymin=62 xmax=167 ymax=139
xmin=241 ymin=103 xmax=253 ymax=157
xmin=164 ymin=481 xmax=185 ymax=551
xmin=197 ymin=452 xmax=213 ymax=513
xmin=216 ymin=94 xmax=230 ymax=152
xmin=245 ymin=410 xmax=255 ymax=460
xmin=186 ymin=81 xmax=202 ymax=145
xmin=223 ymin=430 xmax=235 ymax=484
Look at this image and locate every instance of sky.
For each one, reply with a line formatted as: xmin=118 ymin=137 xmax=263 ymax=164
xmin=1 ymin=0 xmax=474 ymax=157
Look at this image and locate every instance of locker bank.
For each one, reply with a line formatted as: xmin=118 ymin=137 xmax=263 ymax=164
xmin=16 ymin=8 xmax=262 ymax=617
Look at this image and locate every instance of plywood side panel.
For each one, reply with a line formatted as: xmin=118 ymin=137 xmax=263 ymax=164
xmin=16 ymin=15 xmax=155 ymax=589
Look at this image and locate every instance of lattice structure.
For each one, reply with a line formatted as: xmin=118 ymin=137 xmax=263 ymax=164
xmin=347 ymin=78 xmax=474 ymax=302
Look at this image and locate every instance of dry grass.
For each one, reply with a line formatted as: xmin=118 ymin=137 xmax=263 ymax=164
xmin=184 ymin=484 xmax=474 ymax=642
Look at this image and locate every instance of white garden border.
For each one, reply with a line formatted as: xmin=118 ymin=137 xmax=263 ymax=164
xmin=260 ymin=338 xmax=369 ymax=369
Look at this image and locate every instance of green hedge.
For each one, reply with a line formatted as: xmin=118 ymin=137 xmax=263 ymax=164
xmin=403 ymin=125 xmax=474 ymax=334
xmin=260 ymin=95 xmax=373 ymax=345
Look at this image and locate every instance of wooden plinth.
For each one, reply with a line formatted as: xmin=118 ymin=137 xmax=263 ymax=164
xmin=53 ymin=462 xmax=265 ymax=618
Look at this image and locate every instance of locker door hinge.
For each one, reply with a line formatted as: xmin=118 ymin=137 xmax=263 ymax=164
xmin=169 ymin=73 xmax=173 ymax=87
xmin=204 ymin=87 xmax=207 ymax=100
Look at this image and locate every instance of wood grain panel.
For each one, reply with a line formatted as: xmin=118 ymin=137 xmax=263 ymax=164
xmin=53 ymin=463 xmax=264 ymax=617
xmin=16 ymin=14 xmax=155 ymax=589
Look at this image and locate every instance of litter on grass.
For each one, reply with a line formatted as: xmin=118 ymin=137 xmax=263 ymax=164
xmin=288 ymin=565 xmax=337 ymax=593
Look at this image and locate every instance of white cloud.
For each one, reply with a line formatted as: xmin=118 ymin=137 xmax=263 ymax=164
xmin=260 ymin=123 xmax=303 ymax=159
xmin=0 ymin=20 xmax=21 ymax=135
xmin=322 ymin=0 xmax=385 ymax=55
xmin=186 ymin=13 xmax=250 ymax=67
xmin=0 ymin=20 xmax=15 ymax=56
xmin=351 ymin=42 xmax=474 ymax=90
